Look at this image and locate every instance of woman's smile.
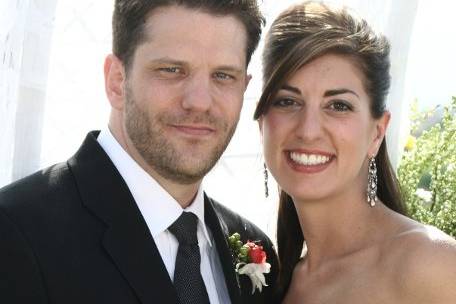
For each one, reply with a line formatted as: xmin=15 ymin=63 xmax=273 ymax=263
xmin=286 ymin=150 xmax=334 ymax=174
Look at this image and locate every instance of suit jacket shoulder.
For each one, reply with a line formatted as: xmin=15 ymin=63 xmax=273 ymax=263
xmin=0 ymin=161 xmax=79 ymax=303
xmin=0 ymin=132 xmax=177 ymax=304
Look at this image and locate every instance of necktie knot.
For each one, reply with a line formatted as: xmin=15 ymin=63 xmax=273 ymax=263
xmin=168 ymin=212 xmax=199 ymax=245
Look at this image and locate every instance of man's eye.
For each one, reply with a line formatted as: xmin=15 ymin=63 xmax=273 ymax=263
xmin=158 ymin=67 xmax=181 ymax=73
xmin=214 ymin=72 xmax=234 ymax=80
xmin=329 ymin=101 xmax=352 ymax=112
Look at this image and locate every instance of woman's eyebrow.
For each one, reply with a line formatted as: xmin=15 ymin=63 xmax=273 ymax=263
xmin=324 ymin=88 xmax=359 ymax=98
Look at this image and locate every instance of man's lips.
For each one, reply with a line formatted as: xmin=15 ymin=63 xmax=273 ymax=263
xmin=170 ymin=124 xmax=216 ymax=136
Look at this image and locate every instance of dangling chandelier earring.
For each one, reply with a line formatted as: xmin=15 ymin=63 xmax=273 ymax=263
xmin=263 ymin=163 xmax=269 ymax=198
xmin=367 ymin=156 xmax=378 ymax=207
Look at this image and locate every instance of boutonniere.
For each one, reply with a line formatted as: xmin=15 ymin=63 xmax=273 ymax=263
xmin=228 ymin=232 xmax=271 ymax=294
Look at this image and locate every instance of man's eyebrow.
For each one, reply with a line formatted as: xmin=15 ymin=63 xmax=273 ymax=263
xmin=324 ymin=88 xmax=359 ymax=98
xmin=147 ymin=58 xmax=244 ymax=73
xmin=148 ymin=57 xmax=187 ymax=66
xmin=216 ymin=65 xmax=244 ymax=74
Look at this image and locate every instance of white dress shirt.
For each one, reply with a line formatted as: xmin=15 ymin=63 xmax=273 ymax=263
xmin=97 ymin=129 xmax=231 ymax=304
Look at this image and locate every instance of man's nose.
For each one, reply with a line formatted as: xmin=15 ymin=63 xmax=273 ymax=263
xmin=181 ymin=74 xmax=213 ymax=112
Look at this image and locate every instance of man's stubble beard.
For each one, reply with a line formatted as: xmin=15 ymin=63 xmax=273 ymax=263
xmin=124 ymin=87 xmax=238 ymax=185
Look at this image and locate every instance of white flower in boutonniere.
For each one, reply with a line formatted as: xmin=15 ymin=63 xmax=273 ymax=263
xmin=228 ymin=233 xmax=271 ymax=294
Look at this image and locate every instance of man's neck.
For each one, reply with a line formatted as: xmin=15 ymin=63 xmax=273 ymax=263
xmin=109 ymin=123 xmax=202 ymax=208
xmin=146 ymin=171 xmax=201 ymax=209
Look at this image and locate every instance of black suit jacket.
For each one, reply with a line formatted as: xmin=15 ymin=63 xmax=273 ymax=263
xmin=0 ymin=132 xmax=278 ymax=304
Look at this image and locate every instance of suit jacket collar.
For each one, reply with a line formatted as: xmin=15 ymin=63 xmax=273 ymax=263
xmin=68 ymin=131 xmax=178 ymax=304
xmin=204 ymin=195 xmax=242 ymax=304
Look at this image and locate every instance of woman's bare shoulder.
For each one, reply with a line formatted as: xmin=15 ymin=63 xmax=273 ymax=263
xmin=390 ymin=223 xmax=456 ymax=302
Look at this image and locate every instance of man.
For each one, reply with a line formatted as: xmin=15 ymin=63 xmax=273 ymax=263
xmin=0 ymin=1 xmax=278 ymax=303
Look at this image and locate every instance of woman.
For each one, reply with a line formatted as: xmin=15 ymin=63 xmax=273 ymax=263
xmin=255 ymin=2 xmax=456 ymax=303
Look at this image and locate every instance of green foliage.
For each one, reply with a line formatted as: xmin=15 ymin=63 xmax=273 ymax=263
xmin=397 ymin=97 xmax=456 ymax=237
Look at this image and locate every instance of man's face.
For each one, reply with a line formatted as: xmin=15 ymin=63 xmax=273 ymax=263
xmin=122 ymin=5 xmax=249 ymax=184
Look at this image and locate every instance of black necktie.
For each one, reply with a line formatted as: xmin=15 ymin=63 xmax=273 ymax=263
xmin=168 ymin=212 xmax=210 ymax=304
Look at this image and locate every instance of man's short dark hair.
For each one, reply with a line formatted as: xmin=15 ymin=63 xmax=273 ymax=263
xmin=112 ymin=0 xmax=265 ymax=70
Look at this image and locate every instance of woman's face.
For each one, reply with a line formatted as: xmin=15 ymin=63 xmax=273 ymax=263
xmin=260 ymin=54 xmax=389 ymax=203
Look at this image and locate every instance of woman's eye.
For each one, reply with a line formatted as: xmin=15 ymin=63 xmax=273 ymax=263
xmin=329 ymin=101 xmax=352 ymax=112
xmin=272 ymin=98 xmax=300 ymax=108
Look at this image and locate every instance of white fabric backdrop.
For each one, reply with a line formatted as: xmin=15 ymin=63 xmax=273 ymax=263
xmin=0 ymin=0 xmax=57 ymax=185
xmin=0 ymin=0 xmax=28 ymax=186
xmin=0 ymin=0 xmax=430 ymax=236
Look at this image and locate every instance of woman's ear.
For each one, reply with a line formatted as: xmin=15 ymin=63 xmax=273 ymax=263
xmin=104 ymin=54 xmax=126 ymax=110
xmin=369 ymin=111 xmax=390 ymax=156
xmin=257 ymin=108 xmax=264 ymax=143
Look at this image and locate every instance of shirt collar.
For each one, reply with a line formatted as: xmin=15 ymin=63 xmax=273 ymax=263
xmin=97 ymin=128 xmax=212 ymax=246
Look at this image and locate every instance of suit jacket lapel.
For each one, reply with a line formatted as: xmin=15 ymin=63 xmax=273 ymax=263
xmin=204 ymin=195 xmax=242 ymax=304
xmin=68 ymin=131 xmax=178 ymax=304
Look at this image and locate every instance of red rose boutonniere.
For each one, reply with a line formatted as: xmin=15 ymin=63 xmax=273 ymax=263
xmin=228 ymin=233 xmax=271 ymax=294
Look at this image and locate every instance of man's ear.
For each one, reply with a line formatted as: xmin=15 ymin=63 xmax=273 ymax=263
xmin=104 ymin=54 xmax=126 ymax=110
xmin=369 ymin=111 xmax=390 ymax=156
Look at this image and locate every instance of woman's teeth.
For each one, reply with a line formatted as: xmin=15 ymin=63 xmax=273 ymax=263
xmin=289 ymin=152 xmax=331 ymax=165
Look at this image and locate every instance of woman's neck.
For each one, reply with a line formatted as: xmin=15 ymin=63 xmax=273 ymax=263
xmin=293 ymin=194 xmax=392 ymax=271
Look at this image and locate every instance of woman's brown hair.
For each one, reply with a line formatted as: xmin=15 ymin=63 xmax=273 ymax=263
xmin=253 ymin=2 xmax=407 ymax=299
